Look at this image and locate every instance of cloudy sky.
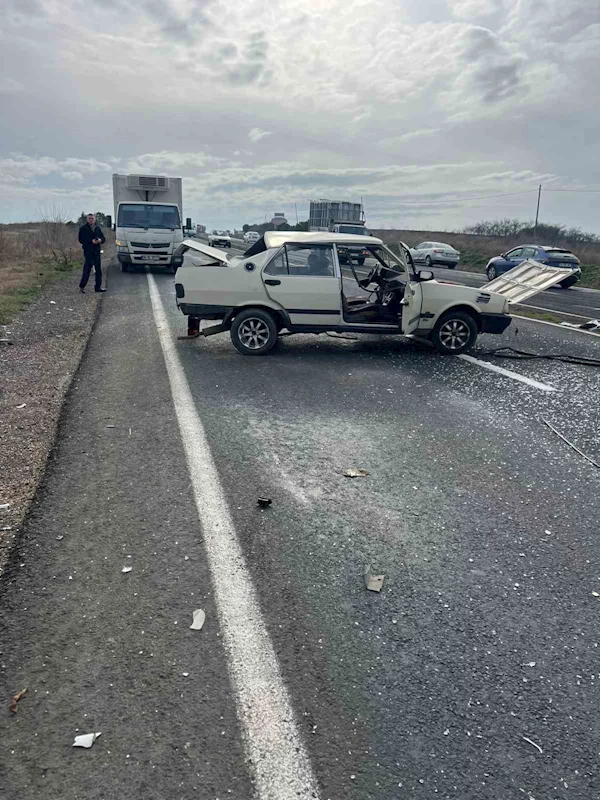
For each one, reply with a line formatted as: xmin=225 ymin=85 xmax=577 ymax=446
xmin=1 ymin=0 xmax=598 ymax=231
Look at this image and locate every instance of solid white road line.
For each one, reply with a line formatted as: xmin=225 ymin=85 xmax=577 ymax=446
xmin=147 ymin=274 xmax=321 ymax=800
xmin=458 ymin=353 xmax=557 ymax=393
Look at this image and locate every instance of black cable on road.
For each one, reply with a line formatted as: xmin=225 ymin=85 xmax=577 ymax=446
xmin=476 ymin=346 xmax=600 ymax=367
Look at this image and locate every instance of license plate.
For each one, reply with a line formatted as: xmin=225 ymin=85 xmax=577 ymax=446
xmin=559 ymin=263 xmax=574 ymax=268
xmin=146 ymin=255 xmax=163 ymax=261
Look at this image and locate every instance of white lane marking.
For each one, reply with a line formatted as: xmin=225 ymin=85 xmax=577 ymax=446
xmin=147 ymin=274 xmax=321 ymax=800
xmin=458 ymin=353 xmax=557 ymax=393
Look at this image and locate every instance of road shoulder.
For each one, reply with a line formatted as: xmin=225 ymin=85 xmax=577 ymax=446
xmin=0 ymin=258 xmax=112 ymax=572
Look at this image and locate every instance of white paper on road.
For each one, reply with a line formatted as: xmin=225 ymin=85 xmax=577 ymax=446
xmin=190 ymin=608 xmax=206 ymax=630
xmin=73 ymin=732 xmax=102 ymax=748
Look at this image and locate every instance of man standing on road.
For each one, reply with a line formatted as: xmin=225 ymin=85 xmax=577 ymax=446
xmin=78 ymin=213 xmax=106 ymax=293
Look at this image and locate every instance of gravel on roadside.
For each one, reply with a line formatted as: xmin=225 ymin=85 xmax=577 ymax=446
xmin=0 ymin=254 xmax=113 ymax=572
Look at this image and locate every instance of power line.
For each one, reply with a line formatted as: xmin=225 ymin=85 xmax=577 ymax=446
xmin=545 ymin=188 xmax=600 ymax=193
xmin=399 ymin=189 xmax=537 ymax=205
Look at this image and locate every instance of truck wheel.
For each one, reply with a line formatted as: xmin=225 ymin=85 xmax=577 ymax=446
xmin=121 ymin=262 xmax=129 ymax=272
xmin=231 ymin=309 xmax=278 ymax=356
xmin=431 ymin=311 xmax=478 ymax=355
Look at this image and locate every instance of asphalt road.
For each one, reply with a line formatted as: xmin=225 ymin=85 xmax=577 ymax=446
xmin=1 ymin=260 xmax=600 ymax=800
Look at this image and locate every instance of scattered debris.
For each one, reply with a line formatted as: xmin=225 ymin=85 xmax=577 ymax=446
xmin=592 ymin=592 xmax=600 ymax=598
xmin=106 ymin=425 xmax=115 ymax=429
xmin=0 ymin=339 xmax=14 ymax=346
xmin=182 ymin=672 xmax=189 ymax=677
xmin=364 ymin=565 xmax=384 ymax=593
xmin=523 ymin=661 xmax=537 ymax=667
xmin=343 ymin=468 xmax=369 ymax=478
xmin=190 ymin=609 xmax=206 ymax=631
xmin=1 ymin=526 xmax=12 ymax=531
xmin=10 ymin=688 xmax=27 ymax=714
xmin=0 ymin=503 xmax=10 ymax=510
xmin=121 ymin=566 xmax=132 ymax=574
xmin=128 ymin=428 xmax=132 ymax=436
xmin=56 ymin=535 xmax=64 ymax=541
xmin=257 ymin=497 xmax=272 ymax=508
xmin=16 ymin=403 xmax=26 ymax=409
xmin=50 ymin=300 xmax=56 ymax=305
xmin=542 ymin=418 xmax=600 ymax=469
xmin=73 ymin=732 xmax=102 ymax=748
xmin=561 ymin=318 xmax=600 ymax=332
xmin=522 ymin=735 xmax=543 ymax=754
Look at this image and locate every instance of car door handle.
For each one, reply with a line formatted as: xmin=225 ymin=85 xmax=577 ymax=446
xmin=265 ymin=279 xmax=281 ymax=285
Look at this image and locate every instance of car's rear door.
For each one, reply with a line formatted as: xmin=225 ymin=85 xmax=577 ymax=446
xmin=262 ymin=243 xmax=342 ymax=327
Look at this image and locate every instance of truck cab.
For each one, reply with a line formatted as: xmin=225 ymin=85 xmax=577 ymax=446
xmin=328 ymin=222 xmax=371 ymax=265
xmin=113 ymin=174 xmax=185 ymax=273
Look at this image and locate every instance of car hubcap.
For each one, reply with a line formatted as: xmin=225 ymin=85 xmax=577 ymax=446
xmin=239 ymin=318 xmax=270 ymax=349
xmin=439 ymin=319 xmax=470 ymax=350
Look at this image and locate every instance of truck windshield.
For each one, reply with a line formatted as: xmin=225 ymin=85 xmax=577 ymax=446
xmin=339 ymin=225 xmax=369 ymax=235
xmin=118 ymin=203 xmax=181 ymax=229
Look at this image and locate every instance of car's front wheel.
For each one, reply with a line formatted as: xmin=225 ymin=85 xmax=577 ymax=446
xmin=560 ymin=277 xmax=578 ymax=289
xmin=486 ymin=264 xmax=497 ymax=280
xmin=231 ymin=309 xmax=278 ymax=356
xmin=431 ymin=311 xmax=478 ymax=355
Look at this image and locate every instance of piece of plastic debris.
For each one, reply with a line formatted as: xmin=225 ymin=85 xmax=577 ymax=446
xmin=523 ymin=661 xmax=536 ymax=667
xmin=182 ymin=672 xmax=189 ymax=677
xmin=592 ymin=592 xmax=600 ymax=598
xmin=73 ymin=732 xmax=102 ymax=748
xmin=190 ymin=609 xmax=206 ymax=631
xmin=364 ymin=565 xmax=384 ymax=592
xmin=343 ymin=468 xmax=369 ymax=478
xmin=16 ymin=403 xmax=26 ymax=409
xmin=56 ymin=535 xmax=64 ymax=541
xmin=50 ymin=300 xmax=56 ymax=305
xmin=522 ymin=735 xmax=543 ymax=754
xmin=121 ymin=566 xmax=132 ymax=574
xmin=257 ymin=497 xmax=272 ymax=508
xmin=0 ymin=504 xmax=10 ymax=510
xmin=1 ymin=526 xmax=12 ymax=531
xmin=10 ymin=687 xmax=27 ymax=714
xmin=106 ymin=425 xmax=115 ymax=429
xmin=0 ymin=339 xmax=13 ymax=346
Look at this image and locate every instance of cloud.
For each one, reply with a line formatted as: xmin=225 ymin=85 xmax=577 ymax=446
xmin=0 ymin=0 xmax=598 ymax=233
xmin=248 ymin=128 xmax=273 ymax=143
xmin=61 ymin=171 xmax=83 ymax=181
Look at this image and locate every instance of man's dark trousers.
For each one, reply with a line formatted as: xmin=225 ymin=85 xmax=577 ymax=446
xmin=80 ymin=249 xmax=102 ymax=290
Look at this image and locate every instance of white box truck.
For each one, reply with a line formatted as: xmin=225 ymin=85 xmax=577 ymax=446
xmin=113 ymin=174 xmax=190 ymax=273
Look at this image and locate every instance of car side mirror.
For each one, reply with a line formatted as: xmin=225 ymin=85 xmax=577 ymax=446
xmin=418 ymin=270 xmax=434 ymax=281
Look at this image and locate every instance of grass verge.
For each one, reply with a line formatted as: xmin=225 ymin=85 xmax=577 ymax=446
xmin=0 ymin=258 xmax=80 ymax=325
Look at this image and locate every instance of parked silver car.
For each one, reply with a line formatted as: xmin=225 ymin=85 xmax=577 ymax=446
xmin=410 ymin=242 xmax=460 ymax=269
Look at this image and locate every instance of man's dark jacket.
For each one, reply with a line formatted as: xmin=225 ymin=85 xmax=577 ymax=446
xmin=78 ymin=223 xmax=105 ymax=254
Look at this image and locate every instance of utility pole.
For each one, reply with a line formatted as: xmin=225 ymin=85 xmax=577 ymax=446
xmin=533 ymin=184 xmax=542 ymax=240
xmin=295 ymin=203 xmax=299 ymax=225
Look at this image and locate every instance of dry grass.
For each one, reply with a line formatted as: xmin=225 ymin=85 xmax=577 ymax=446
xmin=0 ymin=222 xmax=113 ymax=325
xmin=373 ymin=228 xmax=600 ymax=288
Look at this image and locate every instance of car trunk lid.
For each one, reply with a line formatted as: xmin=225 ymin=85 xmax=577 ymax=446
xmin=182 ymin=239 xmax=230 ymax=265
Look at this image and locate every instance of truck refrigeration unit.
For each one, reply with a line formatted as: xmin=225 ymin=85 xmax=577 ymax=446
xmin=309 ymin=199 xmax=371 ymax=264
xmin=113 ymin=174 xmax=191 ymax=273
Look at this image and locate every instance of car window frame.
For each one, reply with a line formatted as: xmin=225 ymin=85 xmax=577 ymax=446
xmin=263 ymin=243 xmax=338 ymax=278
xmin=506 ymin=247 xmax=523 ymax=259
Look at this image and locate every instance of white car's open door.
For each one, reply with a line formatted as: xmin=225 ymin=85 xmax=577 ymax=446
xmin=482 ymin=259 xmax=573 ymax=304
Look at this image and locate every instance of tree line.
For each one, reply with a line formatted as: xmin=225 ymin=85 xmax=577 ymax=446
xmin=462 ymin=218 xmax=599 ymax=245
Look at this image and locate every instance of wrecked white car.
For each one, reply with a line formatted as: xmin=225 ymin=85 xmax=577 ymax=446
xmin=174 ymin=232 xmax=571 ymax=356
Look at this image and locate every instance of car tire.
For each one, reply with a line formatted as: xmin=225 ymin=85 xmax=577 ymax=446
xmin=121 ymin=262 xmax=129 ymax=272
xmin=487 ymin=265 xmax=497 ymax=280
xmin=425 ymin=256 xmax=433 ymax=267
xmin=447 ymin=264 xmax=456 ymax=270
xmin=430 ymin=311 xmax=478 ymax=355
xmin=357 ymin=258 xmax=365 ymax=265
xmin=559 ymin=277 xmax=577 ymax=289
xmin=231 ymin=308 xmax=279 ymax=356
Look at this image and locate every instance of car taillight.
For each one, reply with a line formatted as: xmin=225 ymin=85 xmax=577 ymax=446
xmin=433 ymin=249 xmax=443 ymax=253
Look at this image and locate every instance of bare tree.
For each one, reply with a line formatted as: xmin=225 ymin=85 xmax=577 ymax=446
xmin=37 ymin=205 xmax=78 ymax=268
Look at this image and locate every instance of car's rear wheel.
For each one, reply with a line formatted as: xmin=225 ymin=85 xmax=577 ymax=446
xmin=357 ymin=257 xmax=365 ymax=265
xmin=425 ymin=256 xmax=433 ymax=267
xmin=486 ymin=264 xmax=497 ymax=280
xmin=447 ymin=263 xmax=456 ymax=269
xmin=231 ymin=309 xmax=278 ymax=356
xmin=431 ymin=311 xmax=478 ymax=355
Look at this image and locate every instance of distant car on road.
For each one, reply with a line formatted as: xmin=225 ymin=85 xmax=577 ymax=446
xmin=486 ymin=245 xmax=581 ymax=288
xmin=410 ymin=242 xmax=460 ymax=269
xmin=208 ymin=230 xmax=232 ymax=248
xmin=243 ymin=231 xmax=261 ymax=244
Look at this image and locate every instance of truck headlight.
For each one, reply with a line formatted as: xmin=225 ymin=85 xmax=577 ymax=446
xmin=115 ymin=239 xmax=126 ymax=247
